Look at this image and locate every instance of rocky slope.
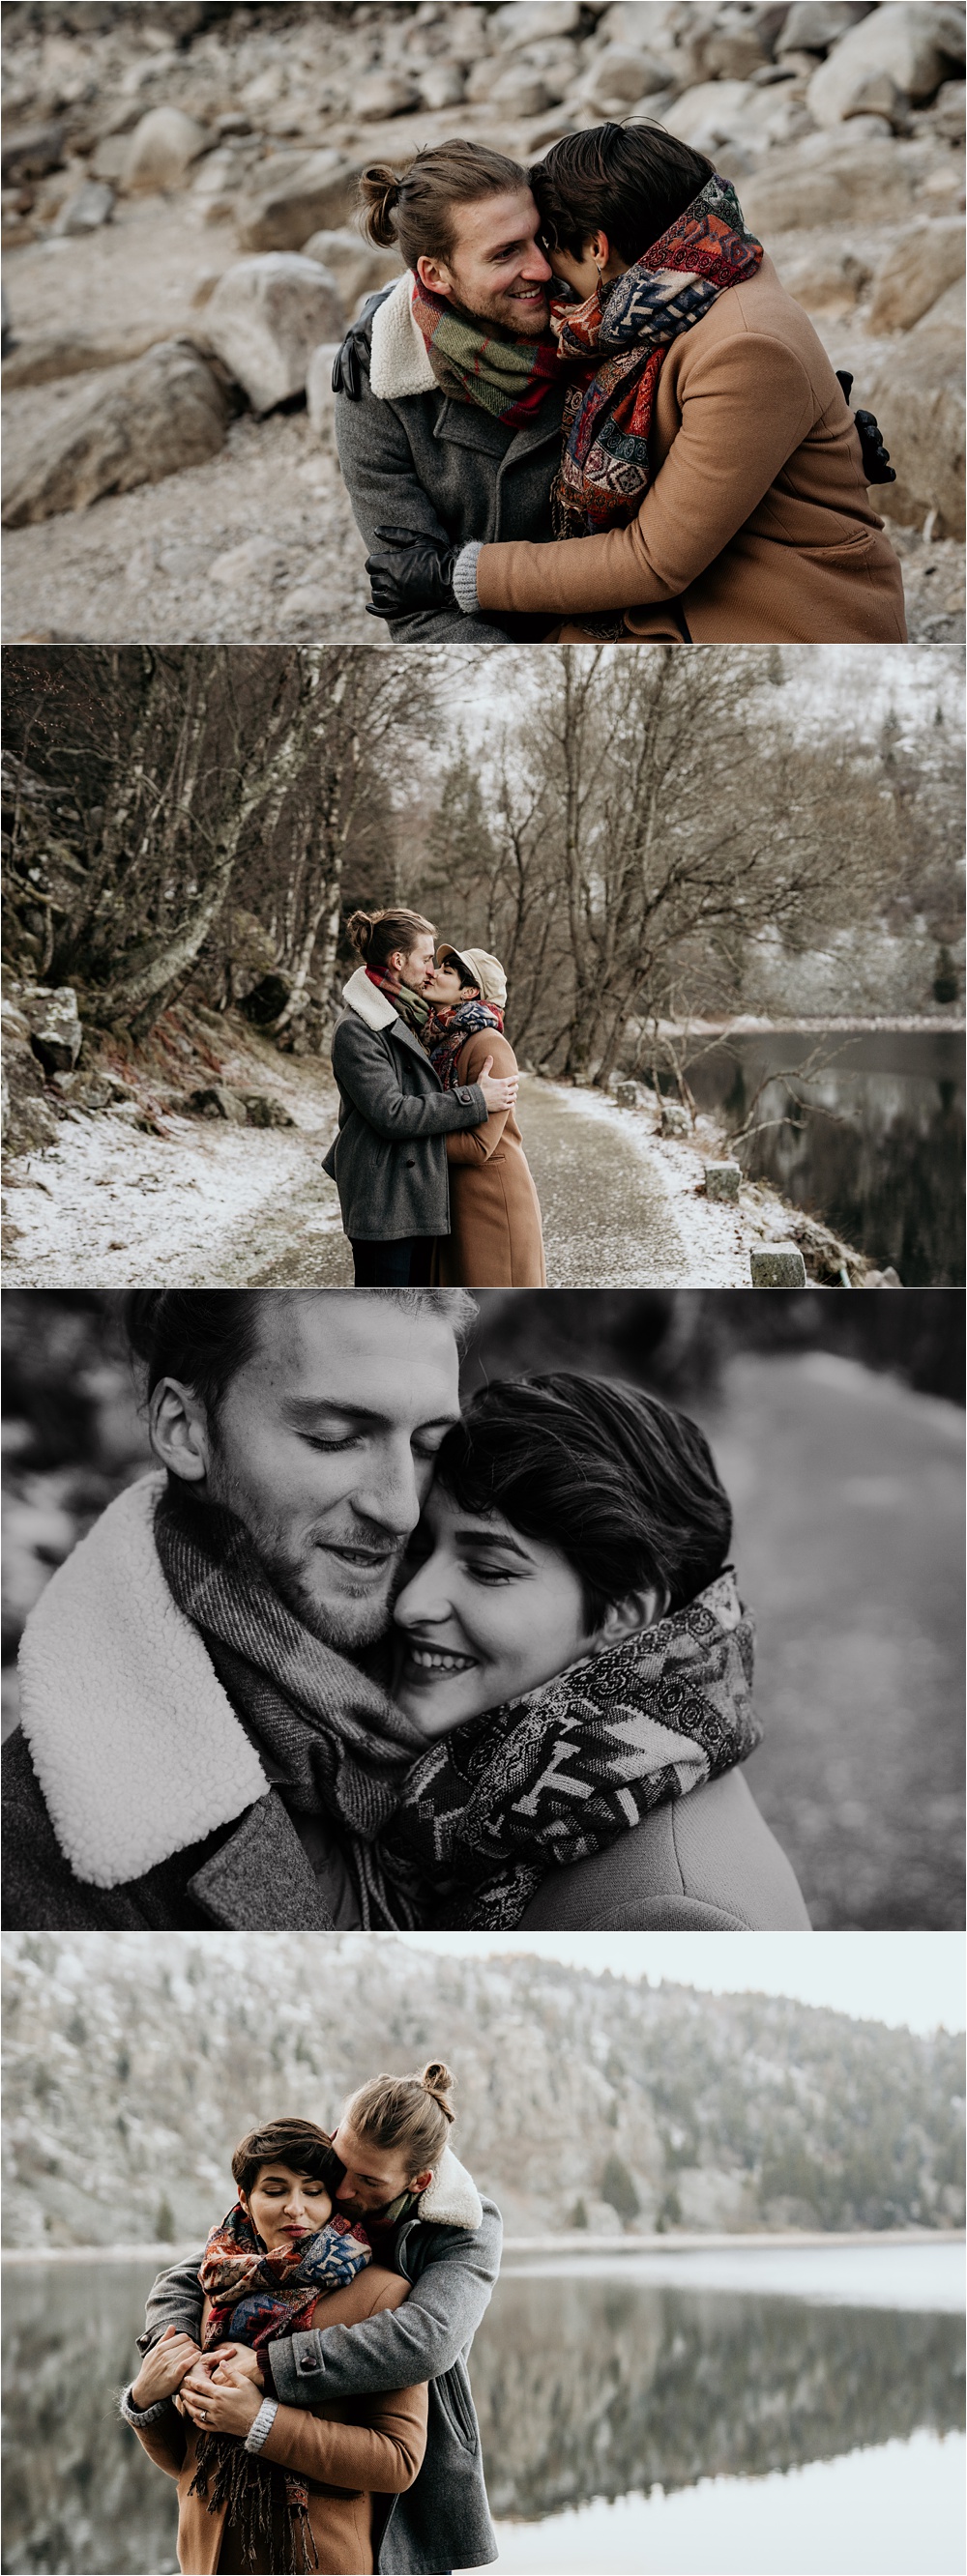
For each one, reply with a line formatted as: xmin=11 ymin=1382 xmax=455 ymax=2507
xmin=3 ymin=1931 xmax=964 ymax=2246
xmin=2 ymin=1 xmax=963 ymax=643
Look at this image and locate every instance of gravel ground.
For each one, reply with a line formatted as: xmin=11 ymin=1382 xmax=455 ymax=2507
xmin=707 ymin=1348 xmax=965 ymax=1929
xmin=2 ymin=1069 xmax=760 ymax=1288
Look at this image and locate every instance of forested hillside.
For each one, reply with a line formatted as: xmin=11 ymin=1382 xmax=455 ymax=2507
xmin=3 ymin=1934 xmax=963 ymax=2247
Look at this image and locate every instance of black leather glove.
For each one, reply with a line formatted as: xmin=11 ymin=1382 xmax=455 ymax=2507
xmin=330 ymin=287 xmax=395 ymax=400
xmin=365 ymin=523 xmax=458 ymax=620
xmin=836 ymin=370 xmax=896 ymax=484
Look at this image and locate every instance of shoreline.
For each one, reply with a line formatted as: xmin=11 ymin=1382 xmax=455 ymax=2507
xmin=4 ymin=2227 xmax=964 ymax=2266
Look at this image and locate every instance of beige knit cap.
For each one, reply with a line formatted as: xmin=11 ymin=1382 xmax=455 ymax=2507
xmin=437 ymin=943 xmax=508 ymax=1008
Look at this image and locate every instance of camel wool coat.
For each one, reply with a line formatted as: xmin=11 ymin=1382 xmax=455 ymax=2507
xmin=474 ymin=254 xmax=907 ymax=645
xmin=126 ymin=2266 xmax=428 ymax=2576
xmin=431 ymin=1030 xmax=546 ymax=1288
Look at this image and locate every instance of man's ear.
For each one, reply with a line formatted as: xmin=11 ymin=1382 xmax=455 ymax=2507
xmin=416 ymin=251 xmax=454 ymax=301
xmin=410 ymin=2169 xmax=434 ymax=2195
xmin=149 ymin=1375 xmax=211 ymax=1485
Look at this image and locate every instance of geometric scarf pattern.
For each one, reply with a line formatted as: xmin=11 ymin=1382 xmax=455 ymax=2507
xmin=411 ymin=272 xmax=562 ymax=423
xmin=376 ymin=1568 xmax=761 ymax=1928
xmin=153 ymin=1484 xmax=423 ymax=1930
xmin=189 ymin=2203 xmax=372 ymax=2574
xmin=551 ymin=176 xmax=763 ymax=539
xmin=426 ymin=999 xmax=505 ymax=1090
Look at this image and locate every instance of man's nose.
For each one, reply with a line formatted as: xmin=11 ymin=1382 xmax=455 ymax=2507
xmin=520 ymin=241 xmax=553 ymax=283
xmin=355 ymin=1438 xmax=423 ymax=1537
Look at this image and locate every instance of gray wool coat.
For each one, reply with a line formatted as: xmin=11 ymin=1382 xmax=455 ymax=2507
xmin=335 ymin=279 xmax=568 ymax=644
xmin=323 ymin=969 xmax=487 ymax=1242
xmin=139 ymin=2166 xmax=503 ymax=2574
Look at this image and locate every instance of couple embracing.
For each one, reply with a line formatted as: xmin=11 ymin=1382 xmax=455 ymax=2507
xmin=323 ymin=906 xmax=545 ymax=1288
xmin=335 ymin=121 xmax=905 ymax=647
xmin=5 ymin=1288 xmax=810 ymax=1932
xmin=124 ymin=2067 xmax=502 ymax=2574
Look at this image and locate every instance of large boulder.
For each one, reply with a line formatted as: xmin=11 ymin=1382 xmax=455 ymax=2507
xmin=50 ymin=182 xmax=115 ymax=237
xmin=121 ymin=106 xmax=209 ymax=193
xmin=740 ymin=129 xmax=919 ymax=228
xmin=1 ymin=122 xmax=66 ymax=184
xmin=355 ymin=71 xmax=420 ymax=120
xmin=579 ymin=43 xmax=674 ymax=105
xmin=236 ymin=150 xmax=361 ymax=253
xmin=1 ymin=339 xmax=228 ymax=527
xmin=301 ymin=228 xmax=402 ymax=307
xmin=777 ymin=2 xmax=876 ymax=49
xmin=204 ymin=253 xmax=344 ymax=412
xmin=860 ymin=279 xmax=965 ymax=536
xmin=418 ymin=63 xmax=468 ymax=109
xmin=494 ymin=1 xmax=581 ymax=43
xmin=868 ymin=220 xmax=965 ymax=332
xmin=20 ymin=985 xmax=82 ymax=1074
xmin=807 ymin=1 xmax=965 ymax=124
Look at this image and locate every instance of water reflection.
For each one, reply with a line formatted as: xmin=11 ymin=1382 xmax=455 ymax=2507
xmin=1 ymin=2262 xmax=964 ymax=2574
xmin=683 ymin=1032 xmax=965 ymax=1285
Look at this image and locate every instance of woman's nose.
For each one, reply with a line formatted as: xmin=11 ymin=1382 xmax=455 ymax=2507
xmin=395 ymin=1553 xmax=454 ymax=1630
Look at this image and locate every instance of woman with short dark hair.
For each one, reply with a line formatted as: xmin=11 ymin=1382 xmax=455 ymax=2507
xmin=122 ymin=2116 xmax=427 ymax=2574
xmin=378 ymin=1372 xmax=811 ymax=1930
xmin=366 ymin=120 xmax=906 ymax=646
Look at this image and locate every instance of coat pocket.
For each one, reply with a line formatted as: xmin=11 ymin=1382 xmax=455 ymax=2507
xmin=435 ymin=2366 xmax=479 ymax=2452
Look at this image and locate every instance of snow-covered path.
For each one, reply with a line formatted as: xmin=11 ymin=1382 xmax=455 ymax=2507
xmin=2 ymin=1072 xmax=752 ymax=1288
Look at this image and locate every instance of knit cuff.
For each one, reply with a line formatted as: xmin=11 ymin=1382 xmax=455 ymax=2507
xmin=452 ymin=541 xmax=483 ymax=615
xmin=120 ymin=2383 xmax=171 ymax=2426
xmin=245 ymin=2397 xmax=279 ymax=2455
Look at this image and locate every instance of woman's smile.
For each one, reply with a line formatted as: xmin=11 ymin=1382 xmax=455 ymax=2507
xmin=393 ymin=1482 xmax=594 ymax=1739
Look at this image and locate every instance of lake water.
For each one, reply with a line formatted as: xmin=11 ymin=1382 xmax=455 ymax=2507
xmin=2 ymin=2245 xmax=963 ymax=2576
xmin=682 ymin=1029 xmax=965 ymax=1285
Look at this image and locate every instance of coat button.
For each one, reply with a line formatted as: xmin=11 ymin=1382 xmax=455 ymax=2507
xmin=405 ymin=1157 xmax=415 ymax=1168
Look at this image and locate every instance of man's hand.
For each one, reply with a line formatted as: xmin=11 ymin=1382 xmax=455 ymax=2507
xmin=836 ymin=371 xmax=895 ymax=484
xmin=179 ymin=2350 xmax=263 ymax=2440
xmin=478 ymin=1055 xmax=519 ymax=1113
xmin=131 ymin=2325 xmax=201 ymax=2411
xmin=366 ymin=524 xmax=457 ymax=620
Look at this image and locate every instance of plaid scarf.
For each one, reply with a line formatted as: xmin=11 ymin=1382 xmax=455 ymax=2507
xmin=552 ymin=175 xmax=763 ymax=541
xmin=411 ymin=274 xmax=560 ymax=423
xmin=365 ymin=964 xmax=431 ymax=1037
xmin=190 ymin=2201 xmax=371 ymax=2573
xmin=153 ymin=1484 xmax=423 ymax=1929
xmin=427 ymin=999 xmax=505 ymax=1090
xmin=377 ymin=1569 xmax=760 ymax=1928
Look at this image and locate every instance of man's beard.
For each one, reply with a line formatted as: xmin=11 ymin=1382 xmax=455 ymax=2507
xmin=203 ymin=1456 xmax=404 ymax=1654
xmin=452 ymin=284 xmax=551 ymax=340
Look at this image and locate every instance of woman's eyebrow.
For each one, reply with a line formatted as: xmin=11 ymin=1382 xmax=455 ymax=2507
xmin=454 ymin=1526 xmax=532 ymax=1560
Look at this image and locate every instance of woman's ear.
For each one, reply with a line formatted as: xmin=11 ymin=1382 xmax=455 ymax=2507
xmin=591 ymin=1584 xmax=665 ymax=1652
xmin=590 ymin=229 xmax=610 ymax=271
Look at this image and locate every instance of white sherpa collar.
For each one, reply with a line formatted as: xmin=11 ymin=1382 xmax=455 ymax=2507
xmin=17 ymin=1476 xmax=268 ymax=1889
xmin=341 ymin=965 xmax=398 ymax=1031
xmin=369 ymin=271 xmax=435 ymax=402
xmin=417 ymin=2148 xmax=484 ymax=2231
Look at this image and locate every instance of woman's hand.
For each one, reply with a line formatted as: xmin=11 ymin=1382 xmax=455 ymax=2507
xmin=131 ymin=2325 xmax=202 ymax=2410
xmin=179 ymin=2352 xmax=263 ymax=2440
xmin=479 ymin=1055 xmax=518 ymax=1113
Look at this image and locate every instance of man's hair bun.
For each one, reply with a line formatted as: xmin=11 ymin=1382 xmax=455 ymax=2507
xmin=359 ymin=164 xmax=403 ymax=247
xmin=420 ymin=2062 xmax=455 ymax=2122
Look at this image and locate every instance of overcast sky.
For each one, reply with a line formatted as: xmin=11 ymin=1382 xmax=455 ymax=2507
xmin=396 ymin=1932 xmax=965 ymax=2037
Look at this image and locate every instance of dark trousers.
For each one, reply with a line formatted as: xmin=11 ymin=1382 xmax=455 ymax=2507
xmin=350 ymin=1237 xmax=434 ymax=1287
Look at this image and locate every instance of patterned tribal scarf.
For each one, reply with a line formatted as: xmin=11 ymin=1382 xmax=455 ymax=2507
xmin=427 ymin=999 xmax=505 ymax=1090
xmin=551 ymin=175 xmax=763 ymax=541
xmin=153 ymin=1484 xmax=424 ymax=1929
xmin=411 ymin=274 xmax=561 ymax=423
xmin=189 ymin=2201 xmax=371 ymax=2573
xmin=376 ymin=1569 xmax=760 ymax=1928
xmin=365 ymin=964 xmax=431 ymax=1037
